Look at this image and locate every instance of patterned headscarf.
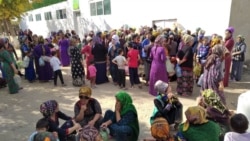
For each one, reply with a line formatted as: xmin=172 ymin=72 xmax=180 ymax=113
xmin=40 ymin=100 xmax=58 ymax=117
xmin=79 ymin=125 xmax=99 ymax=141
xmin=79 ymin=86 xmax=92 ymax=98
xmin=112 ymin=34 xmax=120 ymax=44
xmin=183 ymin=106 xmax=208 ymax=131
xmin=154 ymin=80 xmax=169 ymax=94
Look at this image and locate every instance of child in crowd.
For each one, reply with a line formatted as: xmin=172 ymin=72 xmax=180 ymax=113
xmin=127 ymin=42 xmax=142 ymax=89
xmin=28 ymin=118 xmax=59 ymax=141
xmin=196 ymin=36 xmax=210 ymax=65
xmin=50 ymin=51 xmax=66 ymax=86
xmin=112 ymin=49 xmax=127 ymax=90
xmin=88 ymin=60 xmax=97 ymax=88
xmin=224 ymin=113 xmax=250 ymax=141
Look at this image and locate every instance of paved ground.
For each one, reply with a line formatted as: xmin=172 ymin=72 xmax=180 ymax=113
xmin=0 ymin=50 xmax=249 ymax=140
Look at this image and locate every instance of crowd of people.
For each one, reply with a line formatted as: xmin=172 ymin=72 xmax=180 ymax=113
xmin=0 ymin=24 xmax=249 ymax=141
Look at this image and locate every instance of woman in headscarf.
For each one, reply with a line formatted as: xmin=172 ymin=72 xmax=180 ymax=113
xmin=202 ymin=44 xmax=226 ymax=104
xmin=223 ymin=27 xmax=235 ymax=87
xmin=176 ymin=106 xmax=220 ymax=141
xmin=92 ymin=32 xmax=109 ymax=84
xmin=151 ymin=80 xmax=183 ymax=128
xmin=33 ymin=36 xmax=53 ymax=82
xmin=81 ymin=36 xmax=94 ymax=80
xmin=176 ymin=34 xmax=194 ymax=96
xmin=149 ymin=35 xmax=168 ymax=96
xmin=21 ymin=35 xmax=36 ymax=83
xmin=74 ymin=86 xmax=103 ymax=129
xmin=231 ymin=35 xmax=246 ymax=81
xmin=70 ymin=36 xmax=85 ymax=86
xmin=40 ymin=100 xmax=81 ymax=141
xmin=108 ymin=34 xmax=121 ymax=85
xmin=58 ymin=31 xmax=70 ymax=66
xmin=101 ymin=91 xmax=139 ymax=141
xmin=0 ymin=38 xmax=19 ymax=94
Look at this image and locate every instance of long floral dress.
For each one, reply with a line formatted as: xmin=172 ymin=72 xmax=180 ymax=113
xmin=0 ymin=50 xmax=19 ymax=94
xmin=70 ymin=46 xmax=85 ymax=86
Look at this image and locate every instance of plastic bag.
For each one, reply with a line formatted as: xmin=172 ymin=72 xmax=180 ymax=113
xmin=166 ymin=57 xmax=175 ymax=76
xmin=39 ymin=57 xmax=45 ymax=66
xmin=175 ymin=64 xmax=182 ymax=77
xmin=193 ymin=63 xmax=202 ymax=76
xmin=14 ymin=74 xmax=21 ymax=87
xmin=23 ymin=56 xmax=30 ymax=68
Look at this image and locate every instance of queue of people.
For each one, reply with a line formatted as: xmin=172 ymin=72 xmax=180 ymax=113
xmin=0 ymin=25 xmax=249 ymax=141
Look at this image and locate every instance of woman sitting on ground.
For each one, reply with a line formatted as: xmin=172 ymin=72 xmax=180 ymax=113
xmin=74 ymin=86 xmax=103 ymax=129
xmin=101 ymin=91 xmax=140 ymax=141
xmin=40 ymin=100 xmax=81 ymax=141
xmin=176 ymin=106 xmax=221 ymax=141
xmin=151 ymin=80 xmax=183 ymax=129
xmin=224 ymin=113 xmax=250 ymax=141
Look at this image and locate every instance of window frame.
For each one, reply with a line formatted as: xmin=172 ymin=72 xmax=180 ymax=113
xmin=28 ymin=14 xmax=34 ymax=22
xmin=90 ymin=0 xmax=111 ymax=16
xmin=44 ymin=11 xmax=52 ymax=20
xmin=35 ymin=13 xmax=42 ymax=21
xmin=56 ymin=9 xmax=67 ymax=19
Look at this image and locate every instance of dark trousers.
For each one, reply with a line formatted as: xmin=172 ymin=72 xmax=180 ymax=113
xmin=54 ymin=69 xmax=64 ymax=85
xmin=117 ymin=69 xmax=126 ymax=87
xmin=110 ymin=63 xmax=118 ymax=83
xmin=129 ymin=67 xmax=140 ymax=86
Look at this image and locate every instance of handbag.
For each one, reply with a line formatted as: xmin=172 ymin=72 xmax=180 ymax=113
xmin=175 ymin=64 xmax=182 ymax=77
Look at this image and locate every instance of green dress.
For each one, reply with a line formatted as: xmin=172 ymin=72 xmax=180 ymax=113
xmin=0 ymin=50 xmax=19 ymax=94
xmin=179 ymin=121 xmax=220 ymax=141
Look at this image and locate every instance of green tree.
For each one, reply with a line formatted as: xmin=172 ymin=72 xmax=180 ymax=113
xmin=0 ymin=0 xmax=41 ymax=34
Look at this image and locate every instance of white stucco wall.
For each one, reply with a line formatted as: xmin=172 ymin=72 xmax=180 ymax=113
xmin=20 ymin=0 xmax=232 ymax=39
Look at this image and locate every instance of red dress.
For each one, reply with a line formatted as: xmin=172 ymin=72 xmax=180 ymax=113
xmin=81 ymin=45 xmax=94 ymax=80
xmin=223 ymin=37 xmax=234 ymax=87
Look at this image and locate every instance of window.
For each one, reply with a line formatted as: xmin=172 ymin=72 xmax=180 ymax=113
xmin=28 ymin=15 xmax=33 ymax=22
xmin=90 ymin=3 xmax=96 ymax=16
xmin=90 ymin=0 xmax=111 ymax=16
xmin=44 ymin=12 xmax=52 ymax=20
xmin=56 ymin=9 xmax=67 ymax=19
xmin=103 ymin=0 xmax=111 ymax=15
xmin=35 ymin=14 xmax=42 ymax=21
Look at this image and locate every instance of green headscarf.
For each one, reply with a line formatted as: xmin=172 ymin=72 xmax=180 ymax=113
xmin=115 ymin=91 xmax=139 ymax=141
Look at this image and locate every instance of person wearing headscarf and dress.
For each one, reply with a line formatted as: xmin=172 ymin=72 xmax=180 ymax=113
xmin=176 ymin=34 xmax=194 ymax=96
xmin=108 ymin=34 xmax=121 ymax=85
xmin=70 ymin=36 xmax=85 ymax=86
xmin=81 ymin=36 xmax=94 ymax=80
xmin=21 ymin=35 xmax=36 ymax=83
xmin=231 ymin=35 xmax=246 ymax=81
xmin=202 ymin=44 xmax=226 ymax=104
xmin=0 ymin=38 xmax=20 ymax=94
xmin=74 ymin=86 xmax=103 ymax=129
xmin=40 ymin=100 xmax=81 ymax=141
xmin=223 ymin=27 xmax=235 ymax=87
xmin=33 ymin=36 xmax=53 ymax=82
xmin=58 ymin=31 xmax=70 ymax=66
xmin=151 ymin=80 xmax=183 ymax=129
xmin=176 ymin=106 xmax=220 ymax=141
xmin=92 ymin=32 xmax=109 ymax=84
xmin=149 ymin=35 xmax=168 ymax=96
xmin=101 ymin=91 xmax=139 ymax=141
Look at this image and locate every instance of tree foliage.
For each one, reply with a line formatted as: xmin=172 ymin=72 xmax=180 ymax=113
xmin=32 ymin=0 xmax=66 ymax=9
xmin=0 ymin=0 xmax=41 ymax=20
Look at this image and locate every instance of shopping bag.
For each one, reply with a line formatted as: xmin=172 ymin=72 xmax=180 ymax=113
xmin=166 ymin=57 xmax=175 ymax=76
xmin=23 ymin=56 xmax=30 ymax=68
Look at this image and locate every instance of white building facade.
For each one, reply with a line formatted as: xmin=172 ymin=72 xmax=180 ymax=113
xmin=20 ymin=0 xmax=233 ymax=39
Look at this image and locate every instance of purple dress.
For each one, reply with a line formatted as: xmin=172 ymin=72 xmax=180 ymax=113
xmin=33 ymin=44 xmax=53 ymax=81
xmin=58 ymin=39 xmax=70 ymax=66
xmin=202 ymin=57 xmax=226 ymax=104
xmin=149 ymin=46 xmax=168 ymax=96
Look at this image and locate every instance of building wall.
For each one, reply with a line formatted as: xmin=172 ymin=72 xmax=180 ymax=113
xmin=20 ymin=0 xmax=232 ymax=39
xmin=229 ymin=0 xmax=250 ymax=63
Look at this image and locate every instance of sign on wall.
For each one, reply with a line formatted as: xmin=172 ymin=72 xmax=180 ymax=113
xmin=73 ymin=0 xmax=79 ymax=10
